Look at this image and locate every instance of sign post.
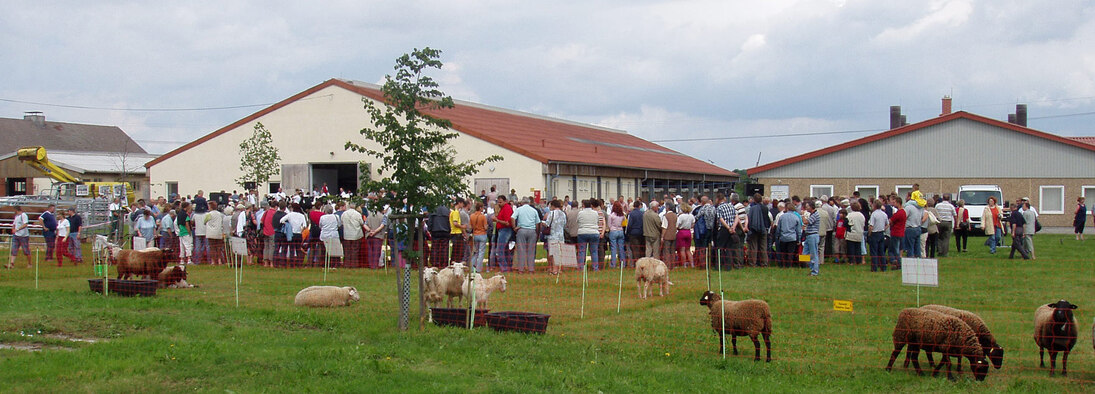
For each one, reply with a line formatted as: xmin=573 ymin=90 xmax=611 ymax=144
xmin=901 ymin=258 xmax=939 ymax=306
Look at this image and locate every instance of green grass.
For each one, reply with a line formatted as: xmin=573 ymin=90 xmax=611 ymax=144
xmin=1 ymin=235 xmax=1094 ymax=392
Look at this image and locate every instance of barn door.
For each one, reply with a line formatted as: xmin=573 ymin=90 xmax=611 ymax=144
xmin=281 ymin=164 xmax=310 ymax=192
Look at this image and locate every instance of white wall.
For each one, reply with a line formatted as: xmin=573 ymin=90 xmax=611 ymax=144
xmin=149 ymin=85 xmax=543 ymax=198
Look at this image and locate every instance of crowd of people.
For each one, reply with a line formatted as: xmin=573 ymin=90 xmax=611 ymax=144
xmin=9 ymin=182 xmax=1090 ymax=273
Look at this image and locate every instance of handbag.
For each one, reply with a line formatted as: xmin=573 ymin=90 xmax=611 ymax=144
xmin=541 ymin=211 xmax=556 ymax=237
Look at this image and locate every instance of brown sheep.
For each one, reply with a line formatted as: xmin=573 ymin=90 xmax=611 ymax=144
xmin=886 ymin=308 xmax=989 ymax=381
xmin=699 ymin=290 xmax=772 ymax=362
xmin=921 ymin=305 xmax=1004 ymax=371
xmin=113 ymin=247 xmax=176 ymax=280
xmin=1034 ymin=300 xmax=1078 ymax=376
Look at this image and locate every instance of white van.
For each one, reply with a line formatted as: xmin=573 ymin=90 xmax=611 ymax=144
xmin=957 ymin=185 xmax=1003 ymax=231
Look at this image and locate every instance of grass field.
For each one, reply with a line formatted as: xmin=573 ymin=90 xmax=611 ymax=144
xmin=1 ymin=234 xmax=1094 ymax=392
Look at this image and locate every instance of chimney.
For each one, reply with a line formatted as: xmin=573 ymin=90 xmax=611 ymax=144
xmin=889 ymin=106 xmax=902 ymax=129
xmin=1008 ymin=113 xmax=1017 ymax=124
xmin=1016 ymin=104 xmax=1027 ymax=127
xmin=900 ymin=115 xmax=907 ymax=127
xmin=941 ymin=96 xmax=952 ymax=115
xmin=23 ymin=111 xmax=45 ymax=128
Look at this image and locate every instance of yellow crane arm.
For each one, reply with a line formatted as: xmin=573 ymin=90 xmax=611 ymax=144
xmin=16 ymin=146 xmax=81 ymax=184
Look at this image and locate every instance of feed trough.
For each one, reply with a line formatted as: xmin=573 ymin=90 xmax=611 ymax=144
xmin=88 ymin=279 xmax=158 ymax=297
xmin=484 ymin=311 xmax=551 ymax=334
xmin=430 ymin=308 xmax=490 ymax=328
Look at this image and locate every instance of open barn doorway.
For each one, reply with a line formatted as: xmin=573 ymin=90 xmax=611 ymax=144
xmin=310 ymin=163 xmax=362 ymax=195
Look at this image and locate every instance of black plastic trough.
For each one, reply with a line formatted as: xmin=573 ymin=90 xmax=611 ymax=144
xmin=88 ymin=279 xmax=159 ymax=297
xmin=484 ymin=311 xmax=551 ymax=334
xmin=430 ymin=308 xmax=491 ymax=328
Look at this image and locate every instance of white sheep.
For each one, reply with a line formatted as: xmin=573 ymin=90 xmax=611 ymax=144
xmin=293 ymin=286 xmax=360 ymax=307
xmin=461 ymin=273 xmax=508 ymax=309
xmin=436 ymin=263 xmax=468 ymax=307
xmin=635 ymin=257 xmax=672 ymax=299
xmin=421 ymin=267 xmax=443 ymax=308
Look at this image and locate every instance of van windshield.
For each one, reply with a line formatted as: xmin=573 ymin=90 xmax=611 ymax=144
xmin=959 ymin=190 xmax=1002 ymax=206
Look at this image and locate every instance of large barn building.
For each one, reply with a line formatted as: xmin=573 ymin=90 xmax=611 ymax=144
xmin=747 ymin=102 xmax=1095 ymax=227
xmin=145 ymin=79 xmax=736 ymax=202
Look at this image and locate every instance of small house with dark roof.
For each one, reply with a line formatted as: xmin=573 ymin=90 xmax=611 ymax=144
xmin=145 ymin=79 xmax=737 ymax=202
xmin=0 ymin=113 xmax=154 ymax=198
xmin=746 ymin=100 xmax=1095 ymax=228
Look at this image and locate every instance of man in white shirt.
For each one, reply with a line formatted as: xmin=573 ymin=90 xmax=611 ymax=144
xmin=192 ymin=210 xmax=208 ymax=264
xmin=935 ymin=194 xmax=957 ymax=257
xmin=341 ymin=203 xmax=365 ymax=268
xmin=7 ymin=205 xmax=32 ymax=269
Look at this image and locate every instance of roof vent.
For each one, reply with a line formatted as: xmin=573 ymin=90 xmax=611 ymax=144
xmin=24 ymin=111 xmax=45 ymax=128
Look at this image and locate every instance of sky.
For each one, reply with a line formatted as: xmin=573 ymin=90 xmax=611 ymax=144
xmin=2 ymin=0 xmax=1094 ymax=171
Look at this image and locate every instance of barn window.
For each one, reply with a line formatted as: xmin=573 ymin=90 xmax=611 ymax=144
xmin=1084 ymin=186 xmax=1095 ymax=214
xmin=855 ymin=185 xmax=879 ymax=199
xmin=809 ymin=185 xmax=833 ymax=198
xmin=1039 ymin=186 xmax=1064 ymax=214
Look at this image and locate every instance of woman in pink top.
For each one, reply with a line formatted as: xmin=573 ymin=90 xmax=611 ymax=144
xmin=607 ymin=201 xmax=627 ymax=269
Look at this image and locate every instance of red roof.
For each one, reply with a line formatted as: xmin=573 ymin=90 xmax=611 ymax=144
xmin=147 ymin=79 xmax=733 ymax=176
xmin=1070 ymin=136 xmax=1095 ymax=146
xmin=748 ymin=111 xmax=1095 ymax=175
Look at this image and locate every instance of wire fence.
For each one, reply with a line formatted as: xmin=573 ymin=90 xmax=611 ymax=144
xmin=3 ymin=227 xmax=1093 ymax=384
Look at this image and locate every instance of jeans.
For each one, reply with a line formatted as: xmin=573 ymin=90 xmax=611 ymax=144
xmin=471 ymin=234 xmax=488 ymax=272
xmin=577 ymin=233 xmax=602 ymax=270
xmin=987 ymin=230 xmax=1001 ymax=254
xmin=608 ymin=230 xmax=625 ymax=268
xmin=43 ymin=230 xmax=56 ymax=260
xmin=492 ymin=227 xmax=514 ymax=271
xmin=887 ymin=234 xmax=902 ymax=266
xmin=68 ymin=236 xmax=84 ymax=261
xmin=193 ymin=235 xmax=209 ymax=264
xmin=903 ymin=227 xmax=922 ymax=258
xmin=804 ymin=233 xmax=820 ymax=275
xmin=868 ymin=232 xmax=886 ymax=272
xmin=514 ymin=227 xmax=537 ymax=272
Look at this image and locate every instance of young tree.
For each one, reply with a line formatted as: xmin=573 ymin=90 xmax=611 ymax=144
xmin=236 ymin=122 xmax=281 ymax=190
xmin=346 ymin=48 xmax=500 ymax=330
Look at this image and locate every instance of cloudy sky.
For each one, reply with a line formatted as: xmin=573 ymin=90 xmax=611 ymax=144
xmin=2 ymin=0 xmax=1094 ymax=171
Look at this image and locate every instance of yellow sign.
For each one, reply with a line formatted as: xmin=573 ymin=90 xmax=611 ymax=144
xmin=833 ymin=300 xmax=853 ymax=312
xmin=798 ymin=254 xmax=811 ymax=262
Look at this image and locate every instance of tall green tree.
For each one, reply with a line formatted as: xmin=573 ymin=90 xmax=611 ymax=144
xmin=236 ymin=122 xmax=281 ymax=190
xmin=346 ymin=47 xmax=500 ymax=228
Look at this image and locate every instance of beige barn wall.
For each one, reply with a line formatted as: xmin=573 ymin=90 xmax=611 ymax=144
xmin=148 ymin=85 xmax=542 ymax=198
xmin=754 ymin=177 xmax=1095 ymax=227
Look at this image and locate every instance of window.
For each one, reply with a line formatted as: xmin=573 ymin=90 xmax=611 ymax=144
xmin=166 ymin=182 xmax=179 ymax=198
xmin=895 ymin=185 xmax=913 ymax=199
xmin=809 ymin=185 xmax=833 ymax=198
xmin=1082 ymin=186 xmax=1095 ymax=214
xmin=268 ymin=182 xmax=280 ymax=194
xmin=855 ymin=185 xmax=879 ymax=199
xmin=1039 ymin=186 xmax=1065 ymax=214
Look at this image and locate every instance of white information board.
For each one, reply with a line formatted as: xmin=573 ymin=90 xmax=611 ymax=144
xmin=229 ymin=237 xmax=248 ymax=257
xmin=901 ymin=258 xmax=938 ymax=287
xmin=770 ymin=185 xmax=790 ymax=201
xmin=132 ymin=237 xmax=147 ymax=250
xmin=323 ymin=238 xmax=344 ymax=258
xmin=549 ymin=241 xmax=578 ymax=268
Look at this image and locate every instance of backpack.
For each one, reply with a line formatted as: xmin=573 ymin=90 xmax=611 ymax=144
xmin=694 ymin=210 xmax=708 ymax=239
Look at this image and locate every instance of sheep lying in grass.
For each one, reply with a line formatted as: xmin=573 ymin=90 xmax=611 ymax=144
xmin=421 ymin=267 xmax=443 ymax=308
xmin=294 ymin=286 xmax=360 ymax=307
xmin=635 ymin=257 xmax=672 ymax=299
xmin=461 ymin=273 xmax=507 ymax=309
xmin=157 ymin=264 xmax=196 ymax=288
xmin=920 ymin=305 xmax=1004 ymax=372
xmin=698 ymin=290 xmax=771 ymax=362
xmin=436 ymin=263 xmax=468 ymax=307
xmin=1034 ymin=300 xmax=1078 ymax=376
xmin=885 ymin=308 xmax=989 ymax=381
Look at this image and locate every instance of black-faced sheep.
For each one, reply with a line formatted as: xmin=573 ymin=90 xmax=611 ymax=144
xmin=698 ymin=290 xmax=771 ymax=362
xmin=885 ymin=308 xmax=989 ymax=381
xmin=113 ymin=247 xmax=176 ymax=280
xmin=1034 ymin=300 xmax=1078 ymax=376
xmin=436 ymin=263 xmax=468 ymax=307
xmin=920 ymin=304 xmax=1004 ymax=371
xmin=157 ymin=264 xmax=195 ymax=288
xmin=294 ymin=286 xmax=360 ymax=307
xmin=636 ymin=257 xmax=672 ymax=299
xmin=462 ymin=273 xmax=507 ymax=309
